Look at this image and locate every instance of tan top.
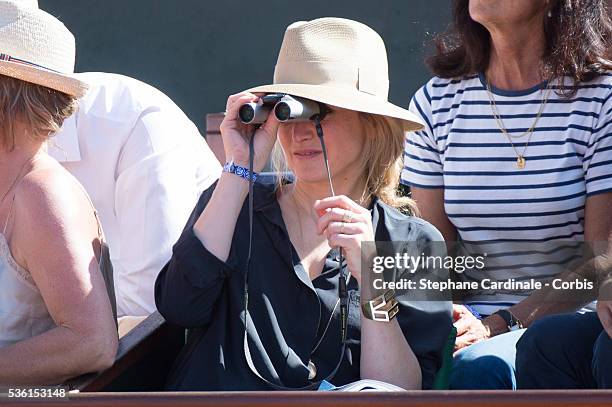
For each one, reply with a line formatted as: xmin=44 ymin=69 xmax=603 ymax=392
xmin=0 ymin=185 xmax=115 ymax=349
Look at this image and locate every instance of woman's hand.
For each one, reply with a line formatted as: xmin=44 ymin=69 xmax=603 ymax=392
xmin=453 ymin=304 xmax=504 ymax=353
xmin=220 ymin=92 xmax=280 ymax=172
xmin=314 ymin=196 xmax=374 ymax=285
xmin=597 ymin=272 xmax=612 ymax=339
xmin=597 ymin=301 xmax=612 ymax=339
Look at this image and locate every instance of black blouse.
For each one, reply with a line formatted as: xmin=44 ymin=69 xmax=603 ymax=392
xmin=155 ymin=181 xmax=452 ymax=391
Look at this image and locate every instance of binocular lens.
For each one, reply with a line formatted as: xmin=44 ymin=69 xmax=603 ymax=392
xmin=239 ymin=102 xmax=272 ymax=125
xmin=274 ymin=103 xmax=291 ymax=122
xmin=238 ymin=104 xmax=255 ymax=124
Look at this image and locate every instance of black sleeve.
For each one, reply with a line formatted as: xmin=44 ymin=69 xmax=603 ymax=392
xmin=395 ymin=220 xmax=453 ymax=390
xmin=397 ymin=301 xmax=452 ymax=389
xmin=154 ymin=181 xmax=241 ymax=328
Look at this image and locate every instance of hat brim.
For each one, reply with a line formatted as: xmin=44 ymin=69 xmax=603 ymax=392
xmin=0 ymin=60 xmax=87 ymax=98
xmin=247 ymin=83 xmax=424 ymax=131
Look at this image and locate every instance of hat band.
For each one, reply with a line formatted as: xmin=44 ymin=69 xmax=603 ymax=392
xmin=0 ymin=53 xmax=61 ymax=74
xmin=274 ymin=61 xmax=389 ymax=98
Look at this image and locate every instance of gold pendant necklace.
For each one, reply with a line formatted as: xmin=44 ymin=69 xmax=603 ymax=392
xmin=485 ymin=77 xmax=552 ymax=169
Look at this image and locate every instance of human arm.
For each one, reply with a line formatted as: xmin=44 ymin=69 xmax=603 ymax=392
xmin=192 ymin=92 xmax=278 ymax=262
xmin=411 ymin=188 xmax=457 ymax=244
xmin=401 ymin=87 xmax=457 ymax=245
xmin=597 ymin=274 xmax=612 ymax=338
xmin=315 ymin=196 xmax=421 ymax=390
xmin=598 ymin=300 xmax=612 ymax=338
xmin=0 ymin=169 xmax=118 ymax=385
xmin=489 ymin=193 xmax=612 ymax=328
xmin=154 ymin=92 xmax=279 ymax=327
xmin=453 ymin=193 xmax=612 ymax=351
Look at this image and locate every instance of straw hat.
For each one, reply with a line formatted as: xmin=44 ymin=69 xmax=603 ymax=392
xmin=0 ymin=0 xmax=87 ymax=97
xmin=248 ymin=17 xmax=424 ymax=131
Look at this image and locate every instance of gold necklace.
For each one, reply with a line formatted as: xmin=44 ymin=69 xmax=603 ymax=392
xmin=485 ymin=77 xmax=552 ymax=169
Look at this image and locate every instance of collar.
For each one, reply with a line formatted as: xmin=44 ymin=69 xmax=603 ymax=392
xmin=47 ymin=115 xmax=82 ymax=162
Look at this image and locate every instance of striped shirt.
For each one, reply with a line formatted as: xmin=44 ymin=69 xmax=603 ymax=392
xmin=401 ymin=72 xmax=612 ymax=315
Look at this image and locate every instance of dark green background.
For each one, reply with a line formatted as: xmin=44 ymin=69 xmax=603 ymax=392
xmin=39 ymin=1 xmax=451 ymax=132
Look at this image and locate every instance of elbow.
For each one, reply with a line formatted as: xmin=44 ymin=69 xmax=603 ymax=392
xmin=154 ymin=278 xmax=183 ymax=326
xmin=409 ymin=369 xmax=423 ymax=390
xmin=89 ymin=332 xmax=118 ymax=372
xmin=155 ymin=294 xmax=190 ymax=327
xmin=154 ymin=269 xmax=217 ymax=329
xmin=157 ymin=300 xmax=212 ymax=328
xmin=70 ymin=325 xmax=118 ymax=376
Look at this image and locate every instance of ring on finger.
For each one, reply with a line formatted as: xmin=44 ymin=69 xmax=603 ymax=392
xmin=342 ymin=210 xmax=353 ymax=224
xmin=340 ymin=222 xmax=345 ymax=233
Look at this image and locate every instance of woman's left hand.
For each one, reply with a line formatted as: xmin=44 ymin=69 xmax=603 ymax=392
xmin=453 ymin=304 xmax=491 ymax=352
xmin=453 ymin=304 xmax=510 ymax=353
xmin=315 ymin=196 xmax=374 ymax=285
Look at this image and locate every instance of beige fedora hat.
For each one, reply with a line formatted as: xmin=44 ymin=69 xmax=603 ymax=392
xmin=0 ymin=0 xmax=87 ymax=97
xmin=248 ymin=17 xmax=424 ymax=131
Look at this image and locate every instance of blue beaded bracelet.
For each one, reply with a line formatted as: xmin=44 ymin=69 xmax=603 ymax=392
xmin=464 ymin=304 xmax=482 ymax=320
xmin=223 ymin=161 xmax=258 ymax=182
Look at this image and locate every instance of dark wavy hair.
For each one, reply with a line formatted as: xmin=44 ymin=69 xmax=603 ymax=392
xmin=427 ymin=0 xmax=612 ymax=94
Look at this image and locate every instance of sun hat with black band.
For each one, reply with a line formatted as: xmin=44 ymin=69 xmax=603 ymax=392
xmin=0 ymin=0 xmax=87 ymax=97
xmin=248 ymin=17 xmax=424 ymax=131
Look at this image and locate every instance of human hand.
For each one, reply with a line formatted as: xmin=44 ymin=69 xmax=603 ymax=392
xmin=220 ymin=92 xmax=280 ymax=172
xmin=597 ymin=271 xmax=612 ymax=339
xmin=315 ymin=195 xmax=374 ymax=286
xmin=597 ymin=301 xmax=612 ymax=339
xmin=453 ymin=304 xmax=501 ymax=353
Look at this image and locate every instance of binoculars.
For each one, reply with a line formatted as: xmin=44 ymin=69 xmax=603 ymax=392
xmin=238 ymin=93 xmax=327 ymax=124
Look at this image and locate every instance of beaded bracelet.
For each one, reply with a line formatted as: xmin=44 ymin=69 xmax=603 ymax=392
xmin=222 ymin=161 xmax=258 ymax=182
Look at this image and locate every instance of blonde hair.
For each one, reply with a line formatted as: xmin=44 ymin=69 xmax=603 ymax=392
xmin=0 ymin=75 xmax=78 ymax=150
xmin=272 ymin=112 xmax=419 ymax=216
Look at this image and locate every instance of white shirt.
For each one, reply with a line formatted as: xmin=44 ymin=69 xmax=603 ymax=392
xmin=49 ymin=72 xmax=221 ymax=317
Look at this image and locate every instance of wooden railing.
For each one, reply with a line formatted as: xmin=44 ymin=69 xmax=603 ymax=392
xmin=6 ymin=390 xmax=612 ymax=407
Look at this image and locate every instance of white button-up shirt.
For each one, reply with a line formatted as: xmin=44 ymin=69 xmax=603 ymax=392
xmin=49 ymin=72 xmax=221 ymax=317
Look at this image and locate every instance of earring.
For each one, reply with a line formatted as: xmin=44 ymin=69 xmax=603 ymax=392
xmin=547 ymin=9 xmax=552 ymax=17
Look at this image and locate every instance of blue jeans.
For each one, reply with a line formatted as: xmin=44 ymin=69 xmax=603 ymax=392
xmin=516 ymin=312 xmax=612 ymax=389
xmin=450 ymin=329 xmax=525 ymax=389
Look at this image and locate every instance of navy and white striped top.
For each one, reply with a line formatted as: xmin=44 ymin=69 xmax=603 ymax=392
xmin=401 ymin=72 xmax=612 ymax=315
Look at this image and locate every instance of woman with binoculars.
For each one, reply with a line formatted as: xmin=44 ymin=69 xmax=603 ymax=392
xmin=155 ymin=17 xmax=452 ymax=391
